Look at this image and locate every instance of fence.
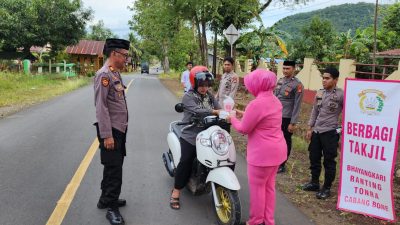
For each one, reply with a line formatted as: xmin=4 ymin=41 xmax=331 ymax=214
xmin=353 ymin=63 xmax=399 ymax=80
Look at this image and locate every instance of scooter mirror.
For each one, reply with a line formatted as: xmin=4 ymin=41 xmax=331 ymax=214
xmin=175 ymin=103 xmax=184 ymax=113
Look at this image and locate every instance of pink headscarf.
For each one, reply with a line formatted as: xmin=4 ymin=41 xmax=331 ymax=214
xmin=244 ymin=69 xmax=277 ymax=97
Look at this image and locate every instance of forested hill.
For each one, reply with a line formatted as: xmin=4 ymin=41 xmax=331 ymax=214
xmin=273 ymin=2 xmax=382 ymax=36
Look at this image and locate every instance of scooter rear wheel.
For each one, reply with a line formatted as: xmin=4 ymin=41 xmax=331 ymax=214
xmin=213 ymin=184 xmax=241 ymax=225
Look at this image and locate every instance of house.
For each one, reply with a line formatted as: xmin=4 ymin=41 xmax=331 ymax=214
xmin=66 ymin=40 xmax=105 ymax=73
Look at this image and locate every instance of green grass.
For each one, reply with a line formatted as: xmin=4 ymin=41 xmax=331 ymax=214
xmin=292 ymin=135 xmax=309 ymax=153
xmin=0 ymin=72 xmax=91 ymax=107
xmin=158 ymin=71 xmax=180 ymax=80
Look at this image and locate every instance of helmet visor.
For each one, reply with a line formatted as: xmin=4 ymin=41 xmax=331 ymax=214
xmin=195 ymin=72 xmax=214 ymax=87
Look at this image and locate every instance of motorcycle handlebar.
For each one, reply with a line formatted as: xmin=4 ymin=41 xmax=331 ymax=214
xmin=176 ymin=121 xmax=192 ymax=126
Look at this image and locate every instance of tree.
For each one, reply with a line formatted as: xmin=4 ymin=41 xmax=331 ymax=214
xmin=382 ymin=2 xmax=400 ymax=48
xmin=169 ymin=27 xmax=198 ymax=71
xmin=236 ymin=25 xmax=290 ymax=69
xmin=129 ymin=0 xmax=182 ymax=73
xmin=290 ymin=16 xmax=336 ymax=62
xmin=171 ymin=0 xmax=224 ymax=66
xmin=171 ymin=0 xmax=304 ymax=65
xmin=128 ymin=33 xmax=141 ymax=67
xmin=128 ymin=0 xmax=312 ymax=71
xmin=0 ymin=0 xmax=92 ymax=53
xmin=86 ymin=20 xmax=117 ymax=41
xmin=382 ymin=2 xmax=400 ymax=34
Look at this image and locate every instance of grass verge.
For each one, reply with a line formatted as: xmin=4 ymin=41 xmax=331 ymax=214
xmin=0 ymin=72 xmax=91 ymax=107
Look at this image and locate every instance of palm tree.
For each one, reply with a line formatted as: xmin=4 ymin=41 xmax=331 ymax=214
xmin=128 ymin=33 xmax=142 ymax=71
xmin=236 ymin=24 xmax=291 ymax=69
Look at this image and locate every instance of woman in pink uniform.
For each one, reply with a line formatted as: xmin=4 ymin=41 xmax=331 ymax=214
xmin=229 ymin=69 xmax=287 ymax=225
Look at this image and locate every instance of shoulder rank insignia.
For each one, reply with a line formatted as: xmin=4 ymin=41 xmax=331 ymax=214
xmin=232 ymin=76 xmax=238 ymax=83
xmin=297 ymin=84 xmax=303 ymax=93
xmin=101 ymin=77 xmax=110 ymax=87
xmin=316 ymin=89 xmax=324 ymax=96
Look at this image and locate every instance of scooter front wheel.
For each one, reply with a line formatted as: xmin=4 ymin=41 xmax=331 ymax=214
xmin=213 ymin=184 xmax=241 ymax=225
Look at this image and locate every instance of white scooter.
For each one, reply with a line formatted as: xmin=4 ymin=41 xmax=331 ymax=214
xmin=162 ymin=103 xmax=241 ymax=225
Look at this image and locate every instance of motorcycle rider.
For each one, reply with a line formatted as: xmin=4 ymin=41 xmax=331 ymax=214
xmin=170 ymin=66 xmax=221 ymax=210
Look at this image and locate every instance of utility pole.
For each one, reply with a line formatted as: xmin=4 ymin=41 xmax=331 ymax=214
xmin=372 ymin=0 xmax=378 ymax=77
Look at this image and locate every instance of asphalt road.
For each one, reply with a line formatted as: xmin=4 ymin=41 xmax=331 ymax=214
xmin=0 ymin=73 xmax=315 ymax=225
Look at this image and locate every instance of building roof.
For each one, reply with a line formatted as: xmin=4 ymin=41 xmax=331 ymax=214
xmin=375 ymin=49 xmax=400 ymax=58
xmin=66 ymin=40 xmax=105 ymax=57
xmin=30 ymin=44 xmax=51 ymax=53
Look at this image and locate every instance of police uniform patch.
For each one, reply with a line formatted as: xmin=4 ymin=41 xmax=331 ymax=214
xmin=101 ymin=77 xmax=109 ymax=87
xmin=297 ymin=84 xmax=303 ymax=93
xmin=316 ymin=90 xmax=323 ymax=98
xmin=284 ymin=87 xmax=292 ymax=96
xmin=116 ymin=84 xmax=124 ymax=91
xmin=232 ymin=77 xmax=238 ymax=83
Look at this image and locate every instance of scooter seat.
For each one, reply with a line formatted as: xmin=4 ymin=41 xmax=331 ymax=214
xmin=172 ymin=123 xmax=185 ymax=139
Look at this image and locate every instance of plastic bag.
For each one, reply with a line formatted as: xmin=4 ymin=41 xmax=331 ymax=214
xmin=223 ymin=96 xmax=234 ymax=112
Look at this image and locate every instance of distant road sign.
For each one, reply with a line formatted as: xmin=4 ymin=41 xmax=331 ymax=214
xmin=223 ymin=24 xmax=240 ymax=45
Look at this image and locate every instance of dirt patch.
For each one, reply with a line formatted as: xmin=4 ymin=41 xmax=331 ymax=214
xmin=160 ymin=77 xmax=400 ymax=225
xmin=0 ymin=103 xmax=32 ymax=118
xmin=160 ymin=78 xmax=185 ymax=100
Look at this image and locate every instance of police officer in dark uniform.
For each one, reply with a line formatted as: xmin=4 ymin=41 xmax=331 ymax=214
xmin=94 ymin=38 xmax=130 ymax=225
xmin=274 ymin=60 xmax=304 ymax=173
xmin=302 ymin=67 xmax=344 ymax=200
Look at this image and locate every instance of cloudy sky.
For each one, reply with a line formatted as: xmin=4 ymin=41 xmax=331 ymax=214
xmin=82 ymin=0 xmax=396 ymax=39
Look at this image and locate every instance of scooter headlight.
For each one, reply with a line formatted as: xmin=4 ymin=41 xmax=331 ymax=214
xmin=200 ymin=138 xmax=211 ymax=147
xmin=210 ymin=130 xmax=229 ymax=156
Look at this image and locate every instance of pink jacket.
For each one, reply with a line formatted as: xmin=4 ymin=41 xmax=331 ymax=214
xmin=231 ymin=69 xmax=287 ymax=167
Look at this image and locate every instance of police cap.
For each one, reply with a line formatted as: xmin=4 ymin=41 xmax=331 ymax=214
xmin=103 ymin=38 xmax=130 ymax=54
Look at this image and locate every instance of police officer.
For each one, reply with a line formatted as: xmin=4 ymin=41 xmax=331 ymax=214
xmin=274 ymin=60 xmax=304 ymax=173
xmin=94 ymin=38 xmax=130 ymax=225
xmin=215 ymin=57 xmax=239 ymax=133
xmin=215 ymin=56 xmax=239 ymax=107
xmin=302 ymin=67 xmax=344 ymax=200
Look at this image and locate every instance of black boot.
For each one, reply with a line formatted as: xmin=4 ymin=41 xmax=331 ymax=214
xmin=302 ymin=182 xmax=320 ymax=191
xmin=277 ymin=165 xmax=286 ymax=173
xmin=316 ymin=188 xmax=331 ymax=200
xmin=106 ymin=208 xmax=125 ymax=225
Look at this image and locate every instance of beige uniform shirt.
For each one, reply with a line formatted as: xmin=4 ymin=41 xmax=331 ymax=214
xmin=274 ymin=76 xmax=304 ymax=124
xmin=308 ymin=88 xmax=344 ymax=133
xmin=216 ymin=71 xmax=239 ymax=107
xmin=94 ymin=64 xmax=128 ymax=138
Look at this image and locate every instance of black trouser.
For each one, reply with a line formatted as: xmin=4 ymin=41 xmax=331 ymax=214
xmin=95 ymin=125 xmax=126 ymax=209
xmin=174 ymin=138 xmax=197 ymax=190
xmin=220 ymin=121 xmax=231 ymax=133
xmin=308 ymin=130 xmax=339 ymax=189
xmin=280 ymin=118 xmax=293 ymax=167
